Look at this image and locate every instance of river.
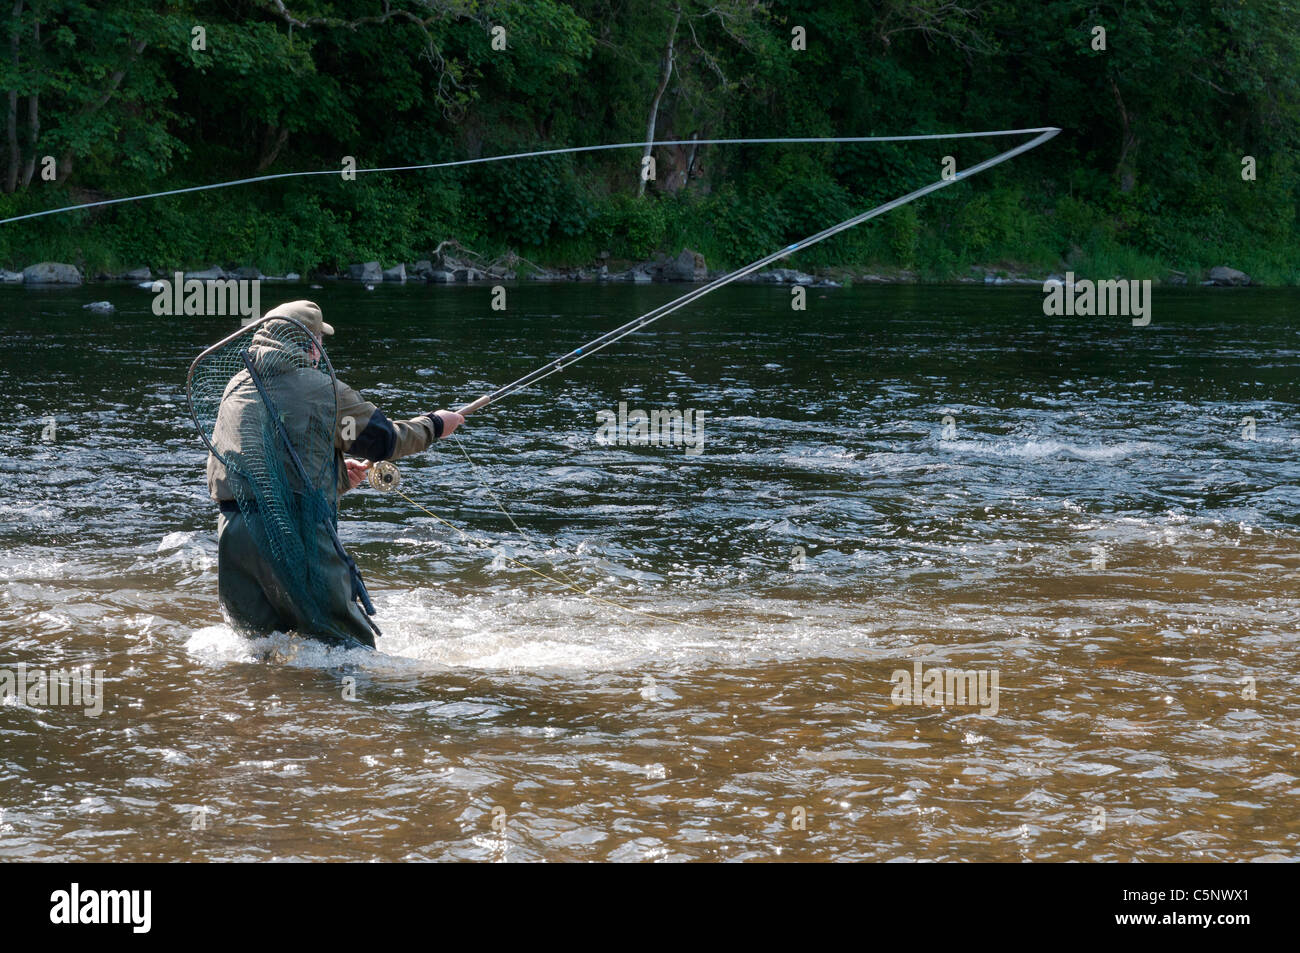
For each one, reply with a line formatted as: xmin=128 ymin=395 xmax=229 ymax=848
xmin=1 ymin=280 xmax=1296 ymax=861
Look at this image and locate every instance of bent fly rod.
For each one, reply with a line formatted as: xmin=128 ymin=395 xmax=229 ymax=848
xmin=453 ymin=125 xmax=1060 ymax=418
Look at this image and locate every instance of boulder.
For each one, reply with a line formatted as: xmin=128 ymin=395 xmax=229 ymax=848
xmin=285 ymin=272 xmax=301 ymax=281
xmin=383 ymin=263 xmax=407 ymax=282
xmin=82 ymin=301 xmax=115 ymax=314
xmin=346 ymin=261 xmax=383 ymax=282
xmin=1 ymin=269 xmax=24 ymax=283
xmin=410 ymin=259 xmax=435 ymax=279
xmin=232 ymin=266 xmax=262 ymax=279
xmin=185 ymin=266 xmax=226 ymax=280
xmin=752 ymin=268 xmax=812 ymax=284
xmin=664 ymin=248 xmax=707 ymax=281
xmin=1206 ymin=265 xmax=1250 ymax=286
xmin=428 ymin=270 xmax=456 ymax=283
xmin=123 ymin=267 xmax=151 ymax=281
xmin=23 ymin=262 xmax=82 ymax=284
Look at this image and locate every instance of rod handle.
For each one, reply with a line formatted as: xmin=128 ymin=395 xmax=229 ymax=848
xmin=456 ymin=394 xmax=492 ymax=417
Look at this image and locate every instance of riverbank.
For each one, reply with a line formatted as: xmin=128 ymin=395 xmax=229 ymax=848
xmin=0 ymin=252 xmax=1262 ymax=290
xmin=4 ymin=171 xmax=1295 ymax=291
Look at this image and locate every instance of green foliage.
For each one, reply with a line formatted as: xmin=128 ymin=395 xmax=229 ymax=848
xmin=953 ymin=188 xmax=1042 ymax=260
xmin=591 ymin=193 xmax=667 ymax=260
xmin=471 ymin=153 xmax=592 ymax=248
xmin=695 ymin=184 xmax=786 ymax=266
xmin=779 ymin=176 xmax=854 ymax=240
xmin=886 ymin=205 xmax=919 ymax=267
xmin=0 ymin=0 xmax=1297 ymax=282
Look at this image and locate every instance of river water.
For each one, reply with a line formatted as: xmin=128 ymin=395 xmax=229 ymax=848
xmin=1 ymin=281 xmax=1296 ymax=861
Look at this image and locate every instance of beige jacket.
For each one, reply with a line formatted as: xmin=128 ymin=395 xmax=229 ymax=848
xmin=207 ymin=333 xmax=438 ymax=502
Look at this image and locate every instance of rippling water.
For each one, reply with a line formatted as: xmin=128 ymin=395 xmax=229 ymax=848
xmin=1 ymin=282 xmax=1296 ymax=861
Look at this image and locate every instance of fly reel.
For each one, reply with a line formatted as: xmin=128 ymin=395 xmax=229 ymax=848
xmin=368 ymin=460 xmax=401 ymax=492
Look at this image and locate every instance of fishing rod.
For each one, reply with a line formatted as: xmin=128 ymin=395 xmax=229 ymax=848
xmin=453 ymin=125 xmax=1060 ymax=417
xmin=424 ymin=126 xmax=1055 ymax=630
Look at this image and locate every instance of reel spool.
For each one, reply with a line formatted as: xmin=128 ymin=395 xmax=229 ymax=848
xmin=368 ymin=460 xmax=401 ymax=492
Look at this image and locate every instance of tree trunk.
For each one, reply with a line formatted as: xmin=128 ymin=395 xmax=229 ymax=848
xmin=5 ymin=0 xmax=22 ymax=194
xmin=638 ymin=7 xmax=680 ymax=197
xmin=1109 ymin=76 xmax=1139 ymax=193
xmin=19 ymin=17 xmax=35 ymax=187
xmin=19 ymin=88 xmax=35 ymax=185
xmin=255 ymin=123 xmax=289 ymax=172
xmin=81 ymin=37 xmax=146 ymax=114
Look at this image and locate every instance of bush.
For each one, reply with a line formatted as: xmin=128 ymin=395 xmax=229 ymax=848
xmin=953 ymin=187 xmax=1036 ymax=259
xmin=590 ymin=192 xmax=668 ymax=259
xmin=886 ymin=204 xmax=919 ymax=266
xmin=469 ymin=152 xmax=591 ymax=248
xmin=695 ymin=184 xmax=785 ymax=266
xmin=779 ymin=177 xmax=854 ymax=239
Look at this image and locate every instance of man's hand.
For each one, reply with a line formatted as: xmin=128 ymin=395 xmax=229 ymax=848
xmin=433 ymin=409 xmax=465 ymax=438
xmin=345 ymin=458 xmax=370 ymax=489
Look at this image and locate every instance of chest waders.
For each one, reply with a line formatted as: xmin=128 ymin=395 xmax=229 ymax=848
xmin=240 ymin=349 xmax=379 ymax=636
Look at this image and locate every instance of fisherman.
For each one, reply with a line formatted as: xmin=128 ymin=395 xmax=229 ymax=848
xmin=206 ymin=300 xmax=464 ymax=648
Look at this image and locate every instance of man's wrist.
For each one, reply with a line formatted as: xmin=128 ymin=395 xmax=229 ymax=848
xmin=424 ymin=412 xmax=444 ymax=439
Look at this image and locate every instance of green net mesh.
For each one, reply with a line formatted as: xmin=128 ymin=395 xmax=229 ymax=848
xmin=187 ymin=316 xmax=373 ymax=641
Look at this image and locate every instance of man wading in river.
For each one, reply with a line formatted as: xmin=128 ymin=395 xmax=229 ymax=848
xmin=204 ymin=300 xmax=464 ymax=648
